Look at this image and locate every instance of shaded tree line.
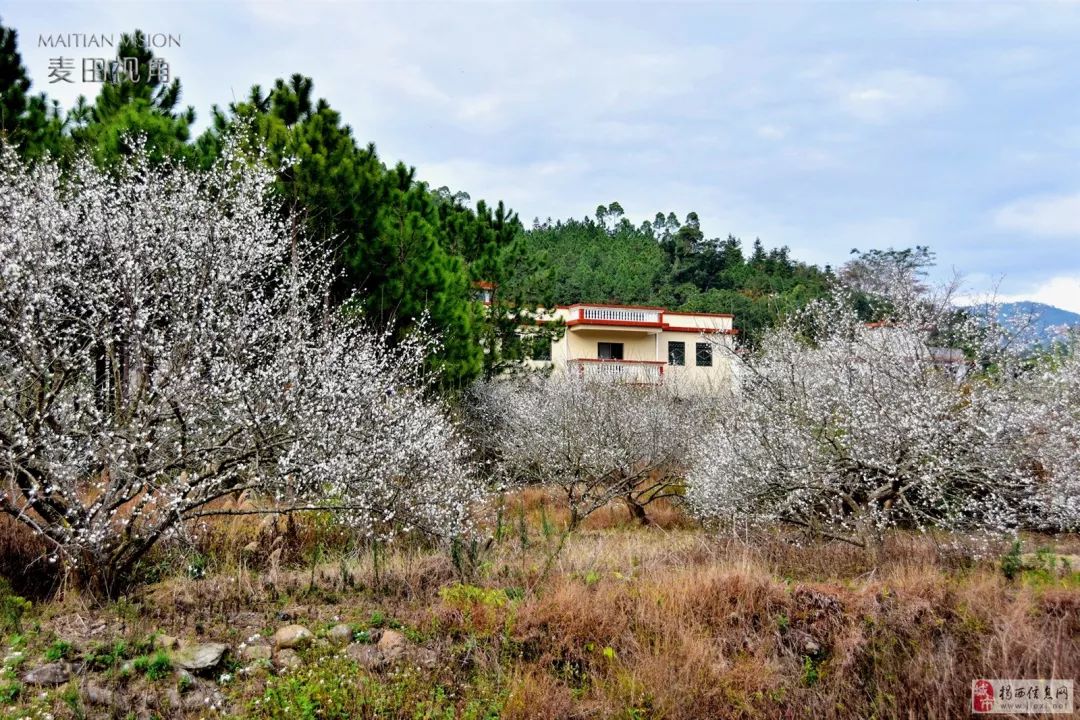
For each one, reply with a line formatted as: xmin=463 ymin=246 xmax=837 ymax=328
xmin=503 ymin=204 xmax=834 ymax=344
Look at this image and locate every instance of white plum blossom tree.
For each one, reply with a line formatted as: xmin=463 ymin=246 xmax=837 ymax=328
xmin=0 ymin=141 xmax=477 ymax=591
xmin=471 ymin=375 xmax=705 ymax=529
xmin=687 ymin=288 xmax=1056 ymax=547
xmin=1013 ymin=343 xmax=1080 ymax=532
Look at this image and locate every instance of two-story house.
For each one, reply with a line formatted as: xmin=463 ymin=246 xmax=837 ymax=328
xmin=532 ymin=303 xmax=738 ymax=390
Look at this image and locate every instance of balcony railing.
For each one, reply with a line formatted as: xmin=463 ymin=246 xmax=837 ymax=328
xmin=570 ymin=358 xmax=665 ymax=384
xmin=569 ymin=306 xmax=661 ymax=324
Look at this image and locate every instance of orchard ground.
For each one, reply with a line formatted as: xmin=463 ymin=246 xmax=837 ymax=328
xmin=1 ymin=488 xmax=1078 ymax=720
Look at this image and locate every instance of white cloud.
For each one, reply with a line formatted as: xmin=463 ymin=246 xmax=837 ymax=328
xmin=5 ymin=1 xmax=1080 ymax=294
xmin=414 ymin=155 xmax=591 ymax=218
xmin=840 ymin=70 xmax=952 ymax=123
xmin=756 ymin=124 xmax=787 ymax=140
xmin=957 ymin=275 xmax=1080 ymax=314
xmin=994 ymin=193 xmax=1080 ymax=237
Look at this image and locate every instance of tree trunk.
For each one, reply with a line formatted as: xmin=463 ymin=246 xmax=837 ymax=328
xmin=624 ymin=495 xmax=650 ymax=526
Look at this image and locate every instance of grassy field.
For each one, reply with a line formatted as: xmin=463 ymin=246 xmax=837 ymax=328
xmin=1 ymin=489 xmax=1078 ymax=719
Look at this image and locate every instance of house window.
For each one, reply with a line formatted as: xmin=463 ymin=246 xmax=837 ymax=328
xmin=598 ymin=342 xmax=624 ymax=360
xmin=695 ymin=342 xmax=712 ymax=367
xmin=668 ymin=341 xmax=685 ymax=366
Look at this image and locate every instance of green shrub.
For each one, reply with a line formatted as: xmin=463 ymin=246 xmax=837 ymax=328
xmin=0 ymin=679 xmax=20 ymax=703
xmin=0 ymin=579 xmax=31 ymax=634
xmin=247 ymin=656 xmax=504 ymax=720
xmin=801 ymin=655 xmax=821 ymax=686
xmin=1000 ymin=540 xmax=1022 ymax=581
xmin=133 ymin=650 xmax=172 ymax=681
xmin=44 ymin=639 xmax=73 ymax=662
xmin=84 ymin=640 xmax=128 ymax=671
xmin=439 ymin=584 xmax=509 ymax=611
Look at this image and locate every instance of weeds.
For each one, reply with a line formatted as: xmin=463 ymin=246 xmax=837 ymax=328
xmin=84 ymin=640 xmax=128 ymax=671
xmin=0 ymin=492 xmax=1078 ymax=720
xmin=0 ymin=680 xmax=19 ymax=703
xmin=0 ymin=579 xmax=30 ymax=634
xmin=1001 ymin=539 xmax=1023 ymax=580
xmin=44 ymin=639 xmax=72 ymax=662
xmin=132 ymin=650 xmax=172 ymax=681
xmin=246 ymin=655 xmax=505 ymax=719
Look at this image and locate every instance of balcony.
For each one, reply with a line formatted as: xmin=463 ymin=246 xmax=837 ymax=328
xmin=570 ymin=358 xmax=665 ymax=384
xmin=566 ymin=305 xmax=662 ymax=327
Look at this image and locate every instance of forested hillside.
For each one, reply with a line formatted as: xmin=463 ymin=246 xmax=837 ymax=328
xmin=507 ymin=204 xmax=833 ymax=343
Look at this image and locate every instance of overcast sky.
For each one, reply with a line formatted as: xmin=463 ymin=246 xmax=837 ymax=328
xmin=6 ymin=1 xmax=1080 ymax=311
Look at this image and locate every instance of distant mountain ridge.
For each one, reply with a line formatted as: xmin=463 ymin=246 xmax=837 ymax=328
xmin=979 ymin=302 xmax=1080 ymax=345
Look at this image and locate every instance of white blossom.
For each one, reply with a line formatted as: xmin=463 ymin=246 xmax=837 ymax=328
xmin=470 ymin=375 xmax=707 ymax=528
xmin=687 ymin=286 xmax=1075 ymax=545
xmin=0 ymin=139 xmax=479 ymax=588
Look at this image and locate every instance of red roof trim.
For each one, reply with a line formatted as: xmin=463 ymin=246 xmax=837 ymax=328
xmin=566 ymin=319 xmax=663 ymax=329
xmin=556 ymin=319 xmax=738 ymax=334
xmin=662 ymin=310 xmax=734 ymax=319
xmin=662 ymin=325 xmax=738 ymax=334
xmin=552 ymin=303 xmax=734 ymax=319
xmin=558 ymin=302 xmax=669 ymax=311
xmin=570 ymin=358 xmax=667 ymax=366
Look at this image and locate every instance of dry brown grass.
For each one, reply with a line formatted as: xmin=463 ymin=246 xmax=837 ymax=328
xmin=0 ymin=512 xmax=52 ymax=596
xmin=504 ymin=484 xmax=693 ymax=533
xmin=504 ymin=553 xmax=1080 ymax=719
xmin=3 ymin=489 xmax=1079 ymax=719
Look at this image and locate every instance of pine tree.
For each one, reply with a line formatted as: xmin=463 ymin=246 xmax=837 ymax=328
xmin=199 ymin=75 xmax=507 ymax=387
xmin=0 ymin=20 xmax=29 ymax=137
xmin=71 ymin=30 xmax=194 ymax=164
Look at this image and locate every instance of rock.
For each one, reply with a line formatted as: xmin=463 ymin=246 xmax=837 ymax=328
xmin=274 ymin=648 xmax=302 ymax=671
xmin=154 ymin=634 xmax=179 ymax=651
xmin=345 ymin=644 xmax=384 ymax=670
xmin=171 ymin=642 xmax=228 ymax=671
xmin=176 ymin=669 xmax=195 ymax=688
xmin=163 ymin=687 xmax=183 ymax=712
xmin=272 ymin=624 xmax=312 ymax=649
xmin=228 ymin=611 xmax=264 ymax=628
xmin=410 ymin=647 xmax=439 ymax=669
xmin=789 ymin=629 xmax=821 ymax=656
xmin=327 ymin=624 xmax=353 ymax=645
xmin=82 ymin=682 xmax=126 ymax=711
xmin=275 ymin=607 xmax=302 ymax=622
xmin=182 ymin=687 xmax=226 ymax=712
xmin=22 ymin=662 xmax=71 ymax=686
xmin=376 ymin=629 xmax=407 ymax=662
xmin=240 ymin=643 xmax=272 ymax=662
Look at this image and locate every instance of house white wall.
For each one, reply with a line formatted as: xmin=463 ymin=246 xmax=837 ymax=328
xmin=533 ymin=304 xmax=737 ymax=392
